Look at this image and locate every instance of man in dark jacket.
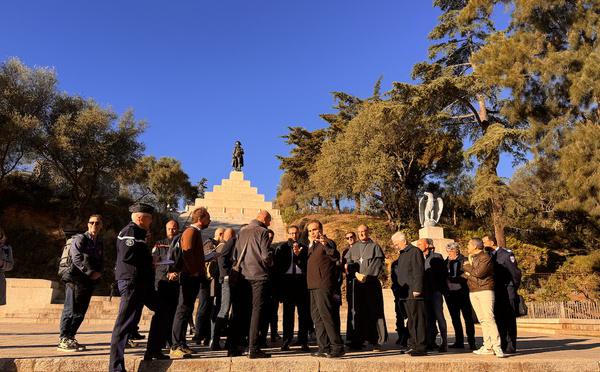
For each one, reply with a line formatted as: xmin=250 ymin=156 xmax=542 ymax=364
xmin=58 ymin=214 xmax=104 ymax=352
xmin=275 ymin=225 xmax=310 ymax=352
xmin=483 ymin=234 xmax=522 ymax=354
xmin=234 ymin=210 xmax=273 ymax=359
xmin=109 ymin=203 xmax=160 ymax=371
xmin=306 ymin=220 xmax=344 ymax=358
xmin=145 ymin=220 xmax=180 ymax=358
xmin=418 ymin=238 xmax=448 ymax=352
xmin=391 ymin=232 xmax=427 ymax=356
xmin=444 ymin=242 xmax=476 ymax=350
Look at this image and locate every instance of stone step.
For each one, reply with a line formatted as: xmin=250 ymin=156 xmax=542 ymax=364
xmin=2 ymin=356 xmax=598 ymax=372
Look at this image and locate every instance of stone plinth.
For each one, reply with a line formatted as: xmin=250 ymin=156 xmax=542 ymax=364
xmin=180 ymin=171 xmax=286 ymax=241
xmin=1 ymin=279 xmax=64 ymax=309
xmin=414 ymin=226 xmax=455 ymax=259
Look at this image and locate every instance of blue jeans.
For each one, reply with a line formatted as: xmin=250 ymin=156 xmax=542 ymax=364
xmin=217 ymin=278 xmax=231 ymax=318
xmin=59 ymin=280 xmax=94 ymax=339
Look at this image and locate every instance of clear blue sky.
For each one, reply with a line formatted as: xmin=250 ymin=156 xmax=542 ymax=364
xmin=1 ymin=1 xmax=515 ymax=202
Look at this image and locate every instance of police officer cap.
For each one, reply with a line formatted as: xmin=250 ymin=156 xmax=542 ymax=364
xmin=129 ymin=203 xmax=155 ymax=214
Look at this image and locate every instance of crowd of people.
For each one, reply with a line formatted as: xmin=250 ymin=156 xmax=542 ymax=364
xmin=45 ymin=203 xmax=522 ymax=372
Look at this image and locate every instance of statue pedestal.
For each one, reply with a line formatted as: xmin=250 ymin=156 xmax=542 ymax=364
xmin=414 ymin=226 xmax=455 ymax=259
xmin=180 ymin=171 xmax=287 ymax=242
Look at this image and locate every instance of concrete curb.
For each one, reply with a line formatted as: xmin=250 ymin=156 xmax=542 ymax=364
xmin=1 ymin=357 xmax=598 ymax=372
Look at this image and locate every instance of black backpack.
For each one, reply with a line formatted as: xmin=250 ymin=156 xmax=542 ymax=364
xmin=167 ymin=233 xmax=184 ymax=273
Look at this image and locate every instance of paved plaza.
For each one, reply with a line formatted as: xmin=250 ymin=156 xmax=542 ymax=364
xmin=0 ymin=323 xmax=598 ymax=372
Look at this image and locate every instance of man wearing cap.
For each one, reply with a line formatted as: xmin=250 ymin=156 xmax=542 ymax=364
xmin=109 ymin=203 xmax=162 ymax=372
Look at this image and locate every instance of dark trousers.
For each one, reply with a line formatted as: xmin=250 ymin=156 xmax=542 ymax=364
xmin=495 ymin=287 xmax=518 ymax=352
xmin=310 ymin=288 xmax=343 ymax=353
xmin=404 ymin=297 xmax=427 ymax=352
xmin=425 ymin=291 xmax=447 ymax=346
xmin=171 ymin=274 xmax=201 ymax=348
xmin=281 ymin=274 xmax=310 ymax=345
xmin=259 ymin=282 xmax=278 ymax=343
xmin=345 ymin=279 xmax=354 ymax=344
xmin=194 ymin=280 xmax=213 ymax=341
xmin=394 ymin=296 xmax=409 ymax=346
xmin=146 ymin=280 xmax=179 ymax=353
xmin=109 ymin=279 xmax=157 ymax=372
xmin=248 ymin=279 xmax=268 ymax=353
xmin=445 ymin=290 xmax=475 ymax=345
xmin=226 ymin=277 xmax=251 ymax=352
xmin=59 ymin=280 xmax=95 ymax=339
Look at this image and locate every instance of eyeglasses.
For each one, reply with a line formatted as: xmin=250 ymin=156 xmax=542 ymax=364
xmin=345 ymin=236 xmax=354 ymax=240
xmin=88 ymin=221 xmax=101 ymax=225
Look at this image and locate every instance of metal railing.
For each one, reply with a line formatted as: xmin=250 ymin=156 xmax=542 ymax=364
xmin=523 ymin=300 xmax=600 ymax=320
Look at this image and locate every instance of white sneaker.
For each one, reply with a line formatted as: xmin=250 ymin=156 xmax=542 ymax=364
xmin=493 ymin=347 xmax=506 ymax=358
xmin=473 ymin=346 xmax=494 ymax=355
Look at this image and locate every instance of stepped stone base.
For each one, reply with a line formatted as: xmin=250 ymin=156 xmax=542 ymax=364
xmin=180 ymin=171 xmax=286 ymax=241
xmin=414 ymin=226 xmax=455 ymax=259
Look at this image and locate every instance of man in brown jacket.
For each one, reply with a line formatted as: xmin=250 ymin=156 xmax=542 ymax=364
xmin=170 ymin=207 xmax=210 ymax=358
xmin=306 ymin=220 xmax=344 ymax=358
xmin=462 ymin=238 xmax=504 ymax=358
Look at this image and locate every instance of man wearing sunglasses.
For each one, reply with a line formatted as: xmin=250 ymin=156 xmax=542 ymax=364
xmin=57 ymin=214 xmax=104 ymax=352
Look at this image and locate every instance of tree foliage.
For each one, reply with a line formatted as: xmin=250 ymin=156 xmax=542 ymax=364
xmin=127 ymin=156 xmax=197 ymax=212
xmin=0 ymin=58 xmax=56 ymax=186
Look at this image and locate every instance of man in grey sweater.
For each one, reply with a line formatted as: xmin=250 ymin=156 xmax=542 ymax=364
xmin=235 ymin=210 xmax=273 ymax=358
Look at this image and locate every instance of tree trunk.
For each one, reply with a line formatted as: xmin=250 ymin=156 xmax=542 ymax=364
xmin=492 ymin=206 xmax=506 ymax=247
xmin=453 ymin=208 xmax=457 ymax=226
xmin=334 ymin=197 xmax=341 ymax=214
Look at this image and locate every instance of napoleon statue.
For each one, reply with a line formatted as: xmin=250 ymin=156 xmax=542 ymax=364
xmin=232 ymin=141 xmax=244 ymax=171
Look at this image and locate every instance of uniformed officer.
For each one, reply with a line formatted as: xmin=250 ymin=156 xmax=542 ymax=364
xmin=483 ymin=234 xmax=522 ymax=354
xmin=109 ymin=203 xmax=163 ymax=372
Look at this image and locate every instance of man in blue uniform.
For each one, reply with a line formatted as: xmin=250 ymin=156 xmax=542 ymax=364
xmin=483 ymin=234 xmax=522 ymax=354
xmin=109 ymin=203 xmax=162 ymax=372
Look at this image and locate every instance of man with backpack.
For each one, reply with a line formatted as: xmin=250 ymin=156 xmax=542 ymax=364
xmin=57 ymin=214 xmax=104 ymax=352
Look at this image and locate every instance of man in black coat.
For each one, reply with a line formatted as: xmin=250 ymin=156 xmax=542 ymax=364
xmin=483 ymin=234 xmax=522 ymax=354
xmin=306 ymin=220 xmax=344 ymax=358
xmin=391 ymin=231 xmax=427 ymax=356
xmin=275 ymin=225 xmax=310 ymax=352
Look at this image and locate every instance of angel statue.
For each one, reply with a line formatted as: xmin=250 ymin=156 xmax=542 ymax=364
xmin=418 ymin=192 xmax=444 ymax=227
xmin=232 ymin=141 xmax=244 ymax=171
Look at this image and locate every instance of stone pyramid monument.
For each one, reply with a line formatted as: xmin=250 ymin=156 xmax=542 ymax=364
xmin=179 ymin=171 xmax=287 ymax=242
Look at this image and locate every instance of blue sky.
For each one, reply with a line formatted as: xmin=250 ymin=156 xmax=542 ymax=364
xmin=1 ymin=1 xmax=516 ymax=203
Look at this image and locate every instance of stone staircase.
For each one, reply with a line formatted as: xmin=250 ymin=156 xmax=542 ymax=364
xmin=179 ymin=171 xmax=287 ymax=241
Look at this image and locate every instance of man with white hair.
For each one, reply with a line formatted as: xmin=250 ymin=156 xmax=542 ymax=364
xmin=391 ymin=232 xmax=427 ymax=356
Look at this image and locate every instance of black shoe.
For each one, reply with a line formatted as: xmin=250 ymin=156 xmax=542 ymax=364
xmin=227 ymin=348 xmax=244 ymax=357
xmin=144 ymin=352 xmax=170 ymax=361
xmin=348 ymin=343 xmax=363 ymax=350
xmin=311 ymin=351 xmax=328 ymax=357
xmin=426 ymin=343 xmax=438 ymax=351
xmin=209 ymin=341 xmax=221 ymax=351
xmin=372 ymin=344 xmax=383 ymax=352
xmin=130 ymin=331 xmax=145 ymax=340
xmin=504 ymin=348 xmax=516 ymax=354
xmin=469 ymin=343 xmax=477 ymax=351
xmin=300 ymin=344 xmax=310 ymax=352
xmin=449 ymin=343 xmax=464 ymax=349
xmin=248 ymin=350 xmax=271 ymax=359
xmin=438 ymin=343 xmax=448 ymax=353
xmin=408 ymin=349 xmax=427 ymax=356
xmin=271 ymin=333 xmax=282 ymax=342
xmin=326 ymin=350 xmax=345 ymax=358
xmin=280 ymin=343 xmax=290 ymax=351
